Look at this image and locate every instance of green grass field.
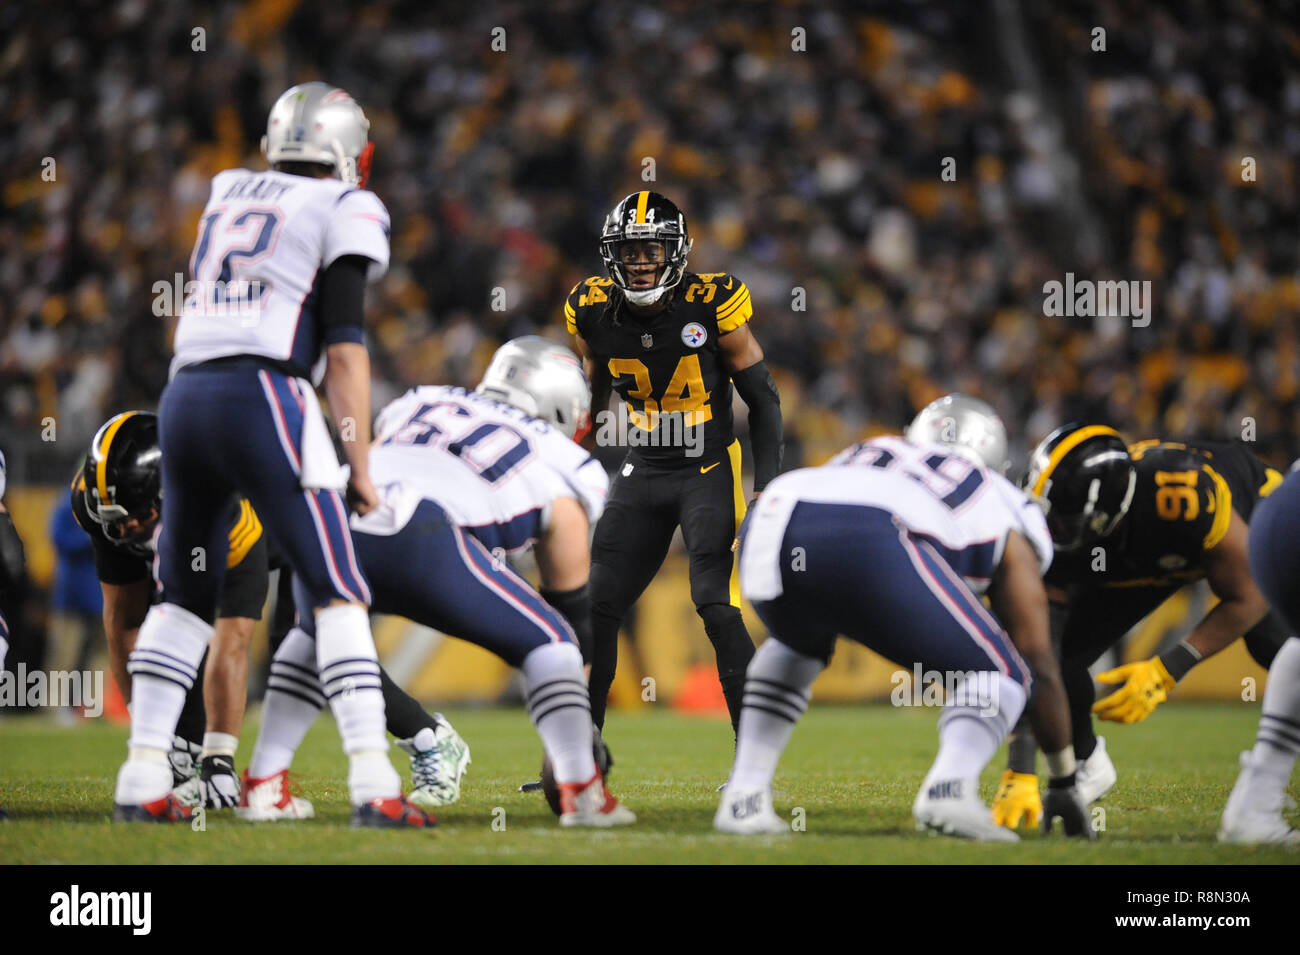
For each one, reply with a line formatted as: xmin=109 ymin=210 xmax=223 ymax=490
xmin=1 ymin=702 xmax=1297 ymax=864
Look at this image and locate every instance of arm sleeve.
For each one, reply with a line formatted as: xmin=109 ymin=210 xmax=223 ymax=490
xmin=319 ymin=254 xmax=370 ymax=347
xmin=731 ymin=359 xmax=783 ymax=493
xmin=541 ymin=583 xmax=593 ymax=664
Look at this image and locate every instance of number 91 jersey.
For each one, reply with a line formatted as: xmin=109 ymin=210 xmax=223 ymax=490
xmin=565 ymin=271 xmax=753 ymax=466
xmin=361 ymin=385 xmax=609 ymax=553
xmin=1044 ymin=439 xmax=1282 ymax=590
xmin=741 ymin=436 xmax=1051 ymax=601
xmin=171 ymin=168 xmax=391 ymax=382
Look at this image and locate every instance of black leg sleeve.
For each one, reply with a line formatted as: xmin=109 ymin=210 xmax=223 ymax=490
xmin=698 ymin=603 xmax=755 ymax=735
xmin=381 ymin=666 xmax=439 ymax=740
xmin=175 ymin=652 xmax=207 ymax=745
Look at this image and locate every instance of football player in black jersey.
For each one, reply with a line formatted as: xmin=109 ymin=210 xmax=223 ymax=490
xmin=566 ymin=192 xmax=784 ymax=735
xmin=991 ymin=425 xmax=1287 ymax=828
xmin=73 ymin=412 xmax=269 ymax=809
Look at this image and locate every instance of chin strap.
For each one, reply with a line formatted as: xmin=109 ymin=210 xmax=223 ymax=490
xmin=623 ymin=285 xmax=669 ymax=307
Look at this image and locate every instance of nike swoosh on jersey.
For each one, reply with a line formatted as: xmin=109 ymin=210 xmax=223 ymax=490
xmin=701 ymin=462 xmax=721 ymax=474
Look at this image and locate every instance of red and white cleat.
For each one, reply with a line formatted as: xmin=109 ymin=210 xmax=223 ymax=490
xmin=236 ymin=770 xmax=314 ymax=821
xmin=558 ymin=773 xmax=636 ymax=828
xmin=114 ymin=792 xmax=194 ymax=823
xmin=350 ymin=795 xmax=436 ymax=829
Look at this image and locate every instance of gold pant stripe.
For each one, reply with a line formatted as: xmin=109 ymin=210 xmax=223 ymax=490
xmin=728 ymin=438 xmax=746 ymax=608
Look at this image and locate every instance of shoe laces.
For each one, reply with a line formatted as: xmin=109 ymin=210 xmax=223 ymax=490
xmin=411 ymin=744 xmax=455 ymax=796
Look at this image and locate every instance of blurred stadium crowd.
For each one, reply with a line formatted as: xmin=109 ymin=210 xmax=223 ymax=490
xmin=1 ymin=0 xmax=1297 ymax=487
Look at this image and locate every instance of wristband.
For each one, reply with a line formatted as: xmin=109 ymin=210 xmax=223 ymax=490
xmin=1045 ymin=748 xmax=1076 ymax=780
xmin=1158 ymin=641 xmax=1202 ymax=682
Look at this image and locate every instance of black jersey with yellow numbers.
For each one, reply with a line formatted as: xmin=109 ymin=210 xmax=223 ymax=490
xmin=565 ymin=270 xmax=753 ymax=467
xmin=70 ymin=472 xmax=266 ymax=587
xmin=1045 ymin=439 xmax=1283 ymax=591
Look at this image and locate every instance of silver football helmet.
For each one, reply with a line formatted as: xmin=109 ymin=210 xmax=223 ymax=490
xmin=906 ymin=393 xmax=1010 ymax=472
xmin=261 ymin=83 xmax=374 ymax=187
xmin=476 ymin=337 xmax=591 ymax=439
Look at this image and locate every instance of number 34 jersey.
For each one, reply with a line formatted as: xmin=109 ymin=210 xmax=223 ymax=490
xmin=1045 ymin=439 xmax=1283 ymax=591
xmin=359 ymin=385 xmax=609 ymax=553
xmin=171 ymin=168 xmax=391 ymax=381
xmin=741 ymin=436 xmax=1052 ymax=601
xmin=565 ymin=271 xmax=753 ymax=467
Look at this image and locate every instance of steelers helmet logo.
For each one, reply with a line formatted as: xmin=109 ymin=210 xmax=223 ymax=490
xmin=681 ymin=322 xmax=707 ymax=348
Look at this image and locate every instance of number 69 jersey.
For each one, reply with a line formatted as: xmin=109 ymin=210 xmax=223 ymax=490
xmin=171 ymin=168 xmax=391 ymax=382
xmin=358 ymin=385 xmax=609 ymax=553
xmin=740 ymin=436 xmax=1052 ymax=601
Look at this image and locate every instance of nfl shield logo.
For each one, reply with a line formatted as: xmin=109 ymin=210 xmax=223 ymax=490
xmin=641 ymin=332 xmax=654 ymax=349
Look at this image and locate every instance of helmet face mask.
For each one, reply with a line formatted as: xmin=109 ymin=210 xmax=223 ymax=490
xmin=83 ymin=412 xmax=162 ymax=556
xmin=261 ymin=83 xmax=374 ymax=187
xmin=1024 ymin=426 xmax=1137 ymax=553
xmin=599 ymin=192 xmax=693 ymax=307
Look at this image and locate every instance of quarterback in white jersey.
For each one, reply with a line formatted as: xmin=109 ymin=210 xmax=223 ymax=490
xmin=171 ymin=166 xmax=389 ymax=383
xmin=115 ymin=82 xmax=431 ymax=829
xmin=717 ymin=396 xmax=1091 ymax=842
xmin=244 ymin=338 xmax=636 ymax=827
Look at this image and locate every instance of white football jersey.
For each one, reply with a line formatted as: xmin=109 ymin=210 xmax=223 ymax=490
xmin=357 ymin=385 xmax=608 ymax=552
xmin=171 ymin=169 xmax=390 ymax=382
xmin=741 ymin=435 xmax=1051 ymax=601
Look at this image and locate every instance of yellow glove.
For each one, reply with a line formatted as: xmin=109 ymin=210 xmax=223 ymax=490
xmin=1092 ymin=657 xmax=1176 ymax=724
xmin=992 ymin=770 xmax=1041 ymax=829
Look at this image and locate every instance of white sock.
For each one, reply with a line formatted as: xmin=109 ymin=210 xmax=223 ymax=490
xmin=114 ymin=746 xmax=173 ymax=804
xmin=126 ymin=603 xmax=213 ymax=754
xmin=928 ymin=673 xmax=1026 ymax=784
xmin=521 ymin=643 xmax=595 ymax=784
xmin=348 ymin=751 xmax=400 ymax=804
xmin=730 ymin=639 xmax=821 ymax=791
xmin=315 ymin=604 xmax=398 ymax=801
xmin=202 ymin=732 xmax=239 ymax=760
xmin=248 ymin=627 xmax=324 ymax=779
xmin=1247 ymin=637 xmax=1300 ymax=807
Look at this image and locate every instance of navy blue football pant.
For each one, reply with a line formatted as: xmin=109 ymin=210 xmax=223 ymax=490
xmin=294 ymin=500 xmax=577 ymax=667
xmin=744 ymin=503 xmax=1032 ymax=688
xmin=157 ymin=360 xmax=371 ymax=622
xmin=1250 ymin=469 xmax=1300 ymax=638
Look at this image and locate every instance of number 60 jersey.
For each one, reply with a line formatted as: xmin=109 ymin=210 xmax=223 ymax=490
xmin=740 ymin=436 xmax=1053 ymax=601
xmin=171 ymin=168 xmax=390 ymax=382
xmin=358 ymin=385 xmax=609 ymax=554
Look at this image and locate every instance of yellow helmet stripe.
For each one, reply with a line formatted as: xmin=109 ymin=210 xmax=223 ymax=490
xmin=1031 ymin=424 xmax=1122 ymax=498
xmin=95 ymin=412 xmax=137 ymax=504
xmin=635 ymin=190 xmax=649 ymax=224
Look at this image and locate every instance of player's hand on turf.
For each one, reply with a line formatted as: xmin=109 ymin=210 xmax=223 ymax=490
xmin=992 ymin=769 xmax=1041 ymax=829
xmin=347 ymin=472 xmax=380 ymax=516
xmin=199 ymin=755 xmax=241 ymax=809
xmin=1041 ymin=776 xmax=1095 ymax=839
xmin=1091 ymin=657 xmax=1175 ymax=724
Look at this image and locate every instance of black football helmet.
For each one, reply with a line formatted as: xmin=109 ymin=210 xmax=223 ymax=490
xmin=83 ymin=411 xmax=162 ymax=556
xmin=599 ymin=191 xmax=693 ymax=306
xmin=1023 ymin=424 xmax=1136 ymax=552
